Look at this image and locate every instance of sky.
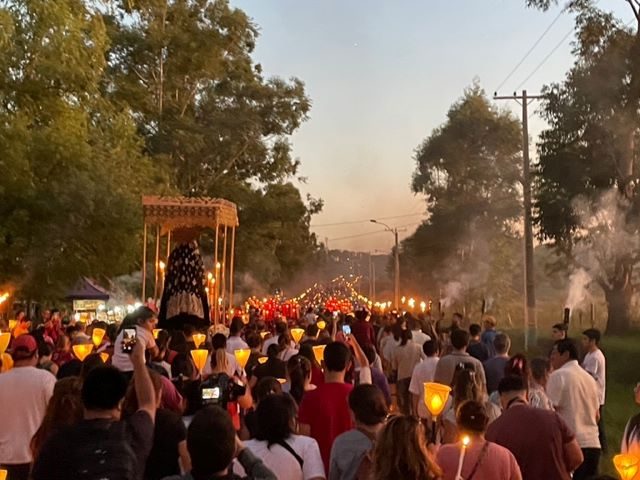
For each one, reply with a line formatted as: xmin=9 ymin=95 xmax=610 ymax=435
xmin=231 ymin=0 xmax=633 ymax=253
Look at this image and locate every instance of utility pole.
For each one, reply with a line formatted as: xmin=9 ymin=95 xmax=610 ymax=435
xmin=370 ymin=220 xmax=400 ymax=309
xmin=494 ymin=90 xmax=543 ymax=350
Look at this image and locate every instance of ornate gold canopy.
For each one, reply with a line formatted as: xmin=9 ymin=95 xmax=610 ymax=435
xmin=142 ymin=196 xmax=239 ymax=231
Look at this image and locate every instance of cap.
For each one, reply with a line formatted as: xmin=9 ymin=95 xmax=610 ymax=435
xmin=12 ymin=334 xmax=38 ymax=359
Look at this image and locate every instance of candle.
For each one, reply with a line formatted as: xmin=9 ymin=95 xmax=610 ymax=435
xmin=614 ymin=453 xmax=640 ymax=480
xmin=91 ymin=328 xmax=106 ymax=347
xmin=312 ymin=345 xmax=326 ymax=364
xmin=234 ymin=348 xmax=251 ymax=369
xmin=190 ymin=349 xmax=209 ymax=374
xmin=193 ymin=333 xmax=206 ymax=349
xmin=455 ymin=435 xmax=471 ymax=480
xmin=0 ymin=333 xmax=10 ymax=355
xmin=153 ymin=328 xmax=161 ymax=339
xmin=99 ymin=352 xmax=110 ymax=363
xmin=291 ymin=328 xmax=305 ymax=344
xmin=72 ymin=344 xmax=94 ymax=362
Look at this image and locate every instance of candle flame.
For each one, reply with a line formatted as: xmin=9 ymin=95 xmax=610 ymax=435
xmin=462 ymin=435 xmax=471 ymax=447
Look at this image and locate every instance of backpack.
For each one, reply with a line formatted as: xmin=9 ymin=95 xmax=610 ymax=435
xmin=68 ymin=420 xmax=137 ymax=480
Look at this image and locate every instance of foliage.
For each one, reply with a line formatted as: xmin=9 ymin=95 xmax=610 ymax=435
xmin=402 ymin=85 xmax=523 ymax=303
xmin=0 ymin=0 xmax=161 ymax=299
xmin=527 ymin=0 xmax=640 ymax=332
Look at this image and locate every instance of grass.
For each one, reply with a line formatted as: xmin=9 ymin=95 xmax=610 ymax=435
xmin=501 ymin=328 xmax=640 ymax=477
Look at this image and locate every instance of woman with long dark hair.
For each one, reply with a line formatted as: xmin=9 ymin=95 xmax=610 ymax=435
xmin=244 ymin=394 xmax=325 ymax=480
xmin=286 ymin=355 xmax=316 ymax=405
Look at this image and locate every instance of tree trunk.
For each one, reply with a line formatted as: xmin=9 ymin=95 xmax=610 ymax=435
xmin=604 ymin=281 xmax=633 ymax=334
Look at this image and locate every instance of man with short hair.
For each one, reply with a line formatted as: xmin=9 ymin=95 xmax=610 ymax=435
xmin=480 ymin=315 xmax=497 ymax=357
xmin=0 ymin=335 xmax=56 ymax=480
xmin=486 ymin=375 xmax=583 ymax=480
xmin=467 ymin=323 xmax=489 ymax=362
xmin=409 ymin=340 xmax=440 ymax=419
xmin=261 ymin=321 xmax=289 ymax=355
xmin=329 ymin=384 xmax=388 ymax=480
xmin=298 ymin=339 xmax=367 ymax=473
xmin=32 ymin=340 xmax=157 ymax=480
xmin=433 ymin=328 xmax=486 ymax=388
xmin=547 ymin=339 xmax=601 ymax=480
xmin=552 ymin=323 xmax=568 ymax=341
xmin=582 ymin=328 xmax=607 ymax=452
xmin=163 ymin=406 xmax=276 ymax=480
xmin=483 ymin=333 xmax=511 ymax=394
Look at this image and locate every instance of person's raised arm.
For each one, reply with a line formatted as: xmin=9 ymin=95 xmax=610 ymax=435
xmin=132 ymin=340 xmax=157 ymax=422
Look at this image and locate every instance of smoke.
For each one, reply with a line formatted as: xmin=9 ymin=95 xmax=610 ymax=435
xmin=441 ymin=281 xmax=464 ymax=308
xmin=565 ymin=268 xmax=592 ymax=310
xmin=570 ymin=188 xmax=640 ymax=288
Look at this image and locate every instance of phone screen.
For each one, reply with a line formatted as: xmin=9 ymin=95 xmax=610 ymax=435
xmin=202 ymin=387 xmax=221 ymax=400
xmin=342 ymin=325 xmax=351 ymax=336
xmin=122 ymin=328 xmax=137 ymax=353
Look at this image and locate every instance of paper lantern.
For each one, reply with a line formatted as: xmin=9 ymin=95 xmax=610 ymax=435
xmin=313 ymin=345 xmax=326 ymax=364
xmin=424 ymin=382 xmax=451 ymax=417
xmin=72 ymin=344 xmax=94 ymax=362
xmin=92 ymin=328 xmax=106 ymax=347
xmin=193 ymin=333 xmax=206 ymax=349
xmin=234 ymin=348 xmax=251 ymax=369
xmin=614 ymin=453 xmax=640 ymax=480
xmin=260 ymin=331 xmax=269 ymax=339
xmin=0 ymin=468 xmax=7 ymax=480
xmin=99 ymin=352 xmax=110 ymax=364
xmin=258 ymin=356 xmax=268 ymax=364
xmin=277 ymin=378 xmax=286 ymax=384
xmin=0 ymin=353 xmax=12 ymax=372
xmin=191 ymin=349 xmax=208 ymax=373
xmin=291 ymin=328 xmax=305 ymax=344
xmin=8 ymin=320 xmax=16 ymax=331
xmin=316 ymin=320 xmax=326 ymax=331
xmin=0 ymin=332 xmax=10 ymax=355
xmin=153 ymin=329 xmax=161 ymax=339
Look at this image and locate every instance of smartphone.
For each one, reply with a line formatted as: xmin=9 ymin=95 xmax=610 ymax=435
xmin=342 ymin=325 xmax=351 ymax=336
xmin=202 ymin=387 xmax=221 ymax=400
xmin=122 ymin=328 xmax=137 ymax=354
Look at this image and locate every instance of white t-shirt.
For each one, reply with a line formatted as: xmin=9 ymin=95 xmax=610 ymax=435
xmin=411 ymin=329 xmax=431 ymax=346
xmin=582 ymin=349 xmax=606 ymax=405
xmin=0 ymin=366 xmax=56 ymax=463
xmin=226 ymin=335 xmax=249 ymax=354
xmin=408 ymin=356 xmax=440 ymax=418
xmin=112 ymin=326 xmax=157 ymax=372
xmin=262 ymin=335 xmax=280 ymax=355
xmin=242 ymin=435 xmax=325 ymax=480
xmin=547 ymin=359 xmax=600 ymax=448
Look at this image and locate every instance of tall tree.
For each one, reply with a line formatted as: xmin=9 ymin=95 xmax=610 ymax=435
xmin=0 ymin=0 xmax=160 ymax=299
xmin=102 ymin=0 xmax=320 ymax=287
xmin=526 ymin=0 xmax=640 ymax=332
xmin=403 ymin=85 xmax=523 ymax=304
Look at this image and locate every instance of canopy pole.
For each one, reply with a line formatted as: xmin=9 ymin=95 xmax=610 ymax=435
xmin=229 ymin=226 xmax=236 ymax=311
xmin=221 ymin=225 xmax=228 ymax=322
xmin=213 ymin=222 xmax=220 ymax=326
xmin=153 ymin=225 xmax=160 ymax=301
xmin=142 ymin=223 xmax=148 ymax=301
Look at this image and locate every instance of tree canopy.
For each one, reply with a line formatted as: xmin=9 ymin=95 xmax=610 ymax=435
xmin=402 ymin=85 xmax=523 ymax=304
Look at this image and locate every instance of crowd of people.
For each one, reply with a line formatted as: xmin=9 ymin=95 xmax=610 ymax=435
xmin=0 ymin=305 xmax=629 ymax=480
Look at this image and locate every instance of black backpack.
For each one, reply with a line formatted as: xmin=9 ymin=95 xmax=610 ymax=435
xmin=67 ymin=419 xmax=137 ymax=480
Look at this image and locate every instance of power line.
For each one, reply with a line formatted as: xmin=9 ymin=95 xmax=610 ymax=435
xmin=327 ymin=222 xmax=421 ymax=243
xmin=311 ymin=212 xmax=425 ymax=228
xmin=495 ymin=6 xmax=566 ymax=93
xmin=514 ymin=27 xmax=574 ymax=91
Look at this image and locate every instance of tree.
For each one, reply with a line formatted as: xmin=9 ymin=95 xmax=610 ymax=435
xmin=0 ymin=0 xmax=160 ymax=300
xmin=102 ymin=0 xmax=320 ymax=287
xmin=403 ymin=85 xmax=523 ymax=306
xmin=526 ymin=0 xmax=640 ymax=332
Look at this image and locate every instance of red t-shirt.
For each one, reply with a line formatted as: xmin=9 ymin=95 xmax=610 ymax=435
xmin=311 ymin=365 xmax=324 ymax=387
xmin=298 ymin=381 xmax=354 ymax=472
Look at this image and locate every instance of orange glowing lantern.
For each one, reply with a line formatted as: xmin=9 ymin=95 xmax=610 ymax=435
xmin=316 ymin=320 xmax=326 ymax=330
xmin=234 ymin=348 xmax=251 ymax=369
xmin=8 ymin=320 xmax=16 ymax=331
xmin=99 ymin=352 xmax=110 ymax=363
xmin=260 ymin=331 xmax=269 ymax=339
xmin=312 ymin=345 xmax=326 ymax=364
xmin=277 ymin=378 xmax=286 ymax=384
xmin=193 ymin=333 xmax=206 ymax=349
xmin=258 ymin=356 xmax=268 ymax=364
xmin=72 ymin=344 xmax=94 ymax=362
xmin=424 ymin=382 xmax=451 ymax=418
xmin=0 ymin=332 xmax=10 ymax=355
xmin=92 ymin=328 xmax=106 ymax=347
xmin=190 ymin=349 xmax=208 ymax=374
xmin=0 ymin=353 xmax=13 ymax=372
xmin=0 ymin=468 xmax=7 ymax=480
xmin=291 ymin=328 xmax=305 ymax=344
xmin=614 ymin=453 xmax=640 ymax=480
xmin=153 ymin=329 xmax=161 ymax=339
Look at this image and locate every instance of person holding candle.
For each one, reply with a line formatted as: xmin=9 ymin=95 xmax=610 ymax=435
xmin=437 ymin=400 xmax=521 ymax=480
xmin=372 ymin=414 xmax=442 ymax=480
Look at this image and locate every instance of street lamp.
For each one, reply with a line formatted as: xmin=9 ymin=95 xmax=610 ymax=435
xmin=370 ymin=219 xmax=400 ymax=310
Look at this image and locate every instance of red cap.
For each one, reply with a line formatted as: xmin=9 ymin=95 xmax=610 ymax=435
xmin=12 ymin=334 xmax=37 ymax=359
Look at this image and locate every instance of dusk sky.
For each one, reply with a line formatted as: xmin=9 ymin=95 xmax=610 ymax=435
xmin=231 ymin=0 xmax=632 ymax=253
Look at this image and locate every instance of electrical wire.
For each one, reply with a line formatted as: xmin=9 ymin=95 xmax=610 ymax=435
xmin=327 ymin=222 xmax=421 ymax=243
xmin=494 ymin=6 xmax=566 ymax=94
xmin=311 ymin=212 xmax=425 ymax=228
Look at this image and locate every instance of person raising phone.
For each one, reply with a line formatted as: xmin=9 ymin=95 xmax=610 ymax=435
xmin=112 ymin=307 xmax=160 ymax=377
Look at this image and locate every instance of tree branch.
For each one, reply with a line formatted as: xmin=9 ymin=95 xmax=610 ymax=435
xmin=627 ymin=0 xmax=640 ymax=21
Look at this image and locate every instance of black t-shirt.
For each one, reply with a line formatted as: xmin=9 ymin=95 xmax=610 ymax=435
xmin=32 ymin=410 xmax=154 ymax=480
xmin=467 ymin=340 xmax=489 ymax=363
xmin=145 ymin=409 xmax=187 ymax=480
xmin=251 ymin=358 xmax=286 ymax=380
